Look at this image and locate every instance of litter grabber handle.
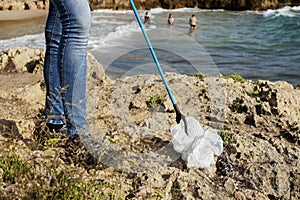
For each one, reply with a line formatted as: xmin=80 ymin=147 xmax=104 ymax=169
xmin=129 ymin=0 xmax=184 ymax=122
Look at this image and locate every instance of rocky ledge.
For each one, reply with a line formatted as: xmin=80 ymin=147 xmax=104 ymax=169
xmin=90 ymin=0 xmax=300 ymax=11
xmin=0 ymin=47 xmax=299 ymax=199
xmin=1 ymin=0 xmax=300 ymax=11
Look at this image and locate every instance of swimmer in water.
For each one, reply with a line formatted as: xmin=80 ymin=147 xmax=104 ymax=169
xmin=189 ymin=14 xmax=197 ymax=28
xmin=168 ymin=13 xmax=174 ymax=25
xmin=144 ymin=12 xmax=150 ymax=24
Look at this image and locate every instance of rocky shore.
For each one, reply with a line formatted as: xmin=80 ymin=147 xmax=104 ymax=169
xmin=1 ymin=0 xmax=300 ymax=11
xmin=0 ymin=47 xmax=299 ymax=199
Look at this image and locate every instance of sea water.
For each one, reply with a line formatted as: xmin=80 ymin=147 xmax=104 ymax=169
xmin=1 ymin=6 xmax=299 ymax=86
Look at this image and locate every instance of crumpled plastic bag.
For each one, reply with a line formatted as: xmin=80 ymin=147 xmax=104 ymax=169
xmin=171 ymin=116 xmax=223 ymax=168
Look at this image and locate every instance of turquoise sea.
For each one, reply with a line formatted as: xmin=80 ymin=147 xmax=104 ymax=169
xmin=1 ymin=6 xmax=299 ymax=86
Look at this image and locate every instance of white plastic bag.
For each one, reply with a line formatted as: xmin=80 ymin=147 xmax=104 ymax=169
xmin=171 ymin=116 xmax=223 ymax=168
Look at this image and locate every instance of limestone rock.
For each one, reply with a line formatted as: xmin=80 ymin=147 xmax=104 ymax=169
xmin=224 ymin=177 xmax=236 ymax=194
xmin=0 ymin=47 xmax=299 ymax=199
xmin=1 ymin=0 xmax=300 ymax=11
xmin=0 ymin=0 xmax=48 ymax=10
xmin=0 ymin=47 xmax=44 ymax=74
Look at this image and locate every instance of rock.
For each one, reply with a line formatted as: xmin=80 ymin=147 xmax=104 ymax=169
xmin=1 ymin=0 xmax=300 ymax=11
xmin=0 ymin=0 xmax=48 ymax=10
xmin=0 ymin=119 xmax=20 ymax=138
xmin=0 ymin=47 xmax=299 ymax=199
xmin=224 ymin=177 xmax=236 ymax=194
xmin=89 ymin=0 xmax=300 ymax=11
xmin=87 ymin=52 xmax=107 ymax=84
xmin=0 ymin=47 xmax=44 ymax=74
xmin=24 ymin=1 xmax=39 ymax=10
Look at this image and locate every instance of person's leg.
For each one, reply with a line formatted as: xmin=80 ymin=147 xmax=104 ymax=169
xmin=51 ymin=0 xmax=91 ymax=136
xmin=44 ymin=1 xmax=65 ymax=131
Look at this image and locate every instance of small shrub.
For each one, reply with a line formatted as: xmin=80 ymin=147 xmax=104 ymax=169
xmin=0 ymin=152 xmax=35 ymax=184
xmin=0 ymin=150 xmax=118 ymax=199
xmin=156 ymin=190 xmax=165 ymax=198
xmin=192 ymin=73 xmax=206 ymax=79
xmin=146 ymin=95 xmax=167 ymax=108
xmin=253 ymin=80 xmax=263 ymax=86
xmin=44 ymin=137 xmax=61 ymax=148
xmin=247 ymin=91 xmax=259 ymax=98
xmin=226 ymin=73 xmax=246 ymax=83
xmin=229 ymin=102 xmax=242 ymax=112
xmin=219 ymin=130 xmax=237 ymax=147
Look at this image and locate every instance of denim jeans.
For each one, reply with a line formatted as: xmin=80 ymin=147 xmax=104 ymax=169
xmin=44 ymin=0 xmax=91 ymax=136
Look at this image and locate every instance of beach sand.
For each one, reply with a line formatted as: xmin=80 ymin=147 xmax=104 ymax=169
xmin=0 ymin=10 xmax=47 ymax=21
xmin=0 ymin=10 xmax=47 ymax=40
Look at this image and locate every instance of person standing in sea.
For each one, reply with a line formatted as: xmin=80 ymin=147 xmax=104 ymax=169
xmin=144 ymin=12 xmax=150 ymax=24
xmin=189 ymin=14 xmax=197 ymax=28
xmin=43 ymin=0 xmax=91 ymax=141
xmin=168 ymin=13 xmax=174 ymax=25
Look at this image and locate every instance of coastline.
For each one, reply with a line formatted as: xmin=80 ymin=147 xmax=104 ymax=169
xmin=0 ymin=10 xmax=48 ymax=21
xmin=1 ymin=8 xmax=299 ymax=87
xmin=1 ymin=0 xmax=300 ymax=12
xmin=0 ymin=10 xmax=47 ymax=40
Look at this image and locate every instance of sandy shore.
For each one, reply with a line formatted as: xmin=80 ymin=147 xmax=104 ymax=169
xmin=0 ymin=10 xmax=47 ymax=21
xmin=0 ymin=10 xmax=47 ymax=40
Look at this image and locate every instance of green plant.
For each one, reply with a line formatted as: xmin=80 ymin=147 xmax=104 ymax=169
xmin=228 ymin=102 xmax=242 ymax=112
xmin=247 ymin=91 xmax=259 ymax=98
xmin=146 ymin=95 xmax=167 ymax=108
xmin=106 ymin=135 xmax=118 ymax=144
xmin=156 ymin=190 xmax=165 ymax=198
xmin=226 ymin=73 xmax=246 ymax=83
xmin=0 ymin=152 xmax=35 ymax=184
xmin=129 ymin=160 xmax=138 ymax=169
xmin=44 ymin=137 xmax=61 ymax=148
xmin=253 ymin=80 xmax=263 ymax=86
xmin=0 ymin=149 xmax=122 ymax=199
xmin=219 ymin=130 xmax=237 ymax=147
xmin=192 ymin=73 xmax=206 ymax=79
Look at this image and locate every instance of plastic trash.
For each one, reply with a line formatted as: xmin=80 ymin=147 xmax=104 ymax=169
xmin=171 ymin=116 xmax=223 ymax=168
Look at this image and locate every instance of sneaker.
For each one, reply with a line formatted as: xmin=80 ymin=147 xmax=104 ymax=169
xmin=46 ymin=123 xmax=64 ymax=133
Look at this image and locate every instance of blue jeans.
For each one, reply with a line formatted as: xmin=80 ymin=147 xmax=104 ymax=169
xmin=44 ymin=0 xmax=91 ymax=136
